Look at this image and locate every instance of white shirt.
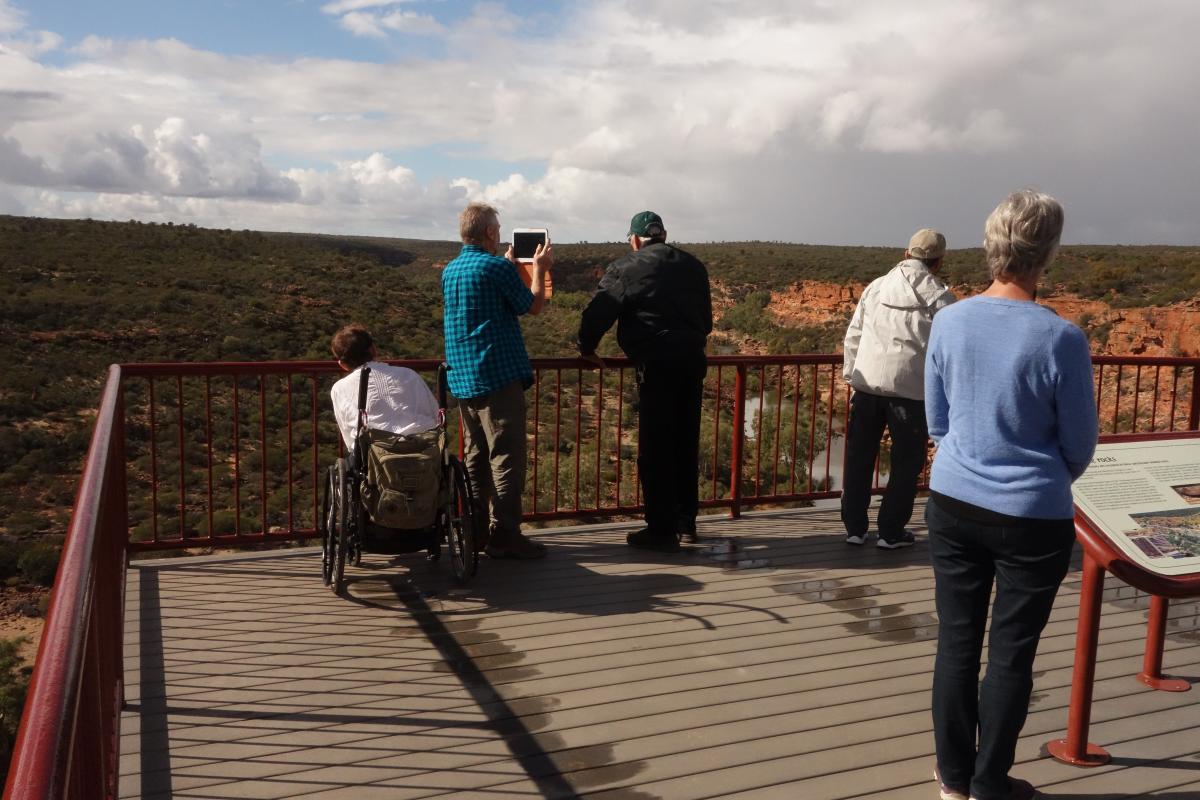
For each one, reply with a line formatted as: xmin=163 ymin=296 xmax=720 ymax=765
xmin=330 ymin=361 xmax=441 ymax=450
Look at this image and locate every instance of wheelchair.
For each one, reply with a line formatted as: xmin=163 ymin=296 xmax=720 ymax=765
xmin=319 ymin=364 xmax=479 ymax=593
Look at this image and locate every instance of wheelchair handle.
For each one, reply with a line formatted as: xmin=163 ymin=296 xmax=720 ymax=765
xmin=356 ymin=365 xmax=372 ymax=414
xmin=437 ymin=363 xmax=450 ymax=411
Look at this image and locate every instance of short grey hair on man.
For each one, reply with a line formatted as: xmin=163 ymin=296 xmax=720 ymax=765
xmin=983 ymin=190 xmax=1064 ymax=282
xmin=459 ymin=202 xmax=499 ymax=246
xmin=632 ymin=233 xmax=666 ymax=247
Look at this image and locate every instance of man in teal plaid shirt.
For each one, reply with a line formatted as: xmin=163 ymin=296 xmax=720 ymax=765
xmin=442 ymin=203 xmax=552 ymax=559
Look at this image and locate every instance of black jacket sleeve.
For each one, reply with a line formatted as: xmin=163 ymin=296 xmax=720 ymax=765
xmin=577 ymin=263 xmax=624 ymax=355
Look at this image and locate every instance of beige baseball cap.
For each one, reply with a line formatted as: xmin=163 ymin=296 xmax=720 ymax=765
xmin=907 ymin=228 xmax=946 ymax=260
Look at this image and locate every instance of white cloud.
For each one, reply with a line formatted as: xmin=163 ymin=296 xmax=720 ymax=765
xmin=1 ymin=0 xmax=1199 ymax=244
xmin=321 ymin=0 xmax=418 ymax=14
xmin=338 ymin=11 xmax=387 ymax=38
xmin=324 ymin=0 xmax=443 ymax=39
xmin=0 ymin=0 xmax=25 ymax=36
xmin=380 ymin=11 xmax=445 ymax=36
xmin=0 ymin=0 xmax=61 ymax=56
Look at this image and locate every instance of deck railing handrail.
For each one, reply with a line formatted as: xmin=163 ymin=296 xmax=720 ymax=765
xmin=4 ymin=366 xmax=126 ymax=799
xmin=4 ymin=352 xmax=1199 ymax=798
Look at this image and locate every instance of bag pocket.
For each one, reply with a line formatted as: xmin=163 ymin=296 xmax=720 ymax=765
xmin=362 ymin=430 xmax=441 ymax=530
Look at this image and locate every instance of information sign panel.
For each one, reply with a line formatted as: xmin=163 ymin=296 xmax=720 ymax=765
xmin=1072 ymin=437 xmax=1200 ymax=577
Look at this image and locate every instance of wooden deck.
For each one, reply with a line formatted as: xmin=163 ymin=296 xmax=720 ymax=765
xmin=120 ymin=503 xmax=1200 ymax=799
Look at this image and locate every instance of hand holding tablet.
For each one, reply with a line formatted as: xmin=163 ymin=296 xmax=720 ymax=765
xmin=511 ymin=228 xmax=553 ymax=298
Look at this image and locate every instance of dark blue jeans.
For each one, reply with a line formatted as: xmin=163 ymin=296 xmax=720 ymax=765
xmin=926 ymin=496 xmax=1075 ymax=800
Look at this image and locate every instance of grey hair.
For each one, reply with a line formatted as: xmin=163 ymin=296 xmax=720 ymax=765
xmin=459 ymin=202 xmax=499 ymax=246
xmin=633 ymin=233 xmax=666 ymax=247
xmin=983 ymin=190 xmax=1064 ymax=282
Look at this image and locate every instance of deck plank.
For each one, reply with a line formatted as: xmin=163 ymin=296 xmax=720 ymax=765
xmin=120 ymin=504 xmax=1200 ymax=799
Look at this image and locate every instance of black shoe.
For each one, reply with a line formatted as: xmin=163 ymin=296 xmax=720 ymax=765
xmin=627 ymin=528 xmax=681 ymax=553
xmin=877 ymin=529 xmax=916 ymax=550
xmin=679 ymin=527 xmax=699 ymax=545
xmin=485 ymin=532 xmax=547 ymax=560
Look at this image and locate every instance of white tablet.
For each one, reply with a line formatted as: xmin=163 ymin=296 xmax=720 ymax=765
xmin=512 ymin=228 xmax=549 ymax=264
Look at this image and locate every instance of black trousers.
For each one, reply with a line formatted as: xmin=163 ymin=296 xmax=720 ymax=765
xmin=839 ymin=390 xmax=928 ymax=539
xmin=636 ymin=355 xmax=706 ymax=538
xmin=926 ymin=496 xmax=1074 ymax=799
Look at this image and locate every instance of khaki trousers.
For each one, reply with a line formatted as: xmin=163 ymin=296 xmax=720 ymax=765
xmin=458 ymin=379 xmax=527 ymax=540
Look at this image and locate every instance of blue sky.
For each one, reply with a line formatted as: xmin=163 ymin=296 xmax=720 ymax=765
xmin=24 ymin=0 xmax=568 ymax=60
xmin=1 ymin=0 xmax=1198 ymax=244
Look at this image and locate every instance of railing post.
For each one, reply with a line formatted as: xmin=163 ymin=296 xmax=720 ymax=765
xmin=1189 ymin=365 xmax=1200 ymax=431
xmin=730 ymin=364 xmax=746 ymax=518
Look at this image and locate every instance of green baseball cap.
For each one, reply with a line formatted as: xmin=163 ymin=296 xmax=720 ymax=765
xmin=628 ymin=211 xmax=665 ymax=237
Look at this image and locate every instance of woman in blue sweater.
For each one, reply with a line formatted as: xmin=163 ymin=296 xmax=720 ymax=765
xmin=924 ymin=190 xmax=1098 ymax=800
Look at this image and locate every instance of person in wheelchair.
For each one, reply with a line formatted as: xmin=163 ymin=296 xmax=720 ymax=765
xmin=324 ymin=324 xmax=479 ymax=588
xmin=330 ymin=323 xmax=439 ymax=449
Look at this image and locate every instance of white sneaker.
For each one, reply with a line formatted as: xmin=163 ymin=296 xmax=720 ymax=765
xmin=845 ymin=533 xmax=867 ymax=546
xmin=935 ymin=769 xmax=968 ymax=800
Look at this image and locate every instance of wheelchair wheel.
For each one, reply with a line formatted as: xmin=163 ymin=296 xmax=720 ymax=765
xmin=445 ymin=456 xmax=478 ymax=582
xmin=321 ymin=466 xmax=336 ymax=586
xmin=350 ymin=513 xmax=363 ymax=568
xmin=330 ymin=458 xmax=352 ymax=595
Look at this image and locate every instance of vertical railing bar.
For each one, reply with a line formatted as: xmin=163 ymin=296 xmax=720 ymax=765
xmin=1169 ymin=367 xmax=1180 ymax=432
xmin=233 ymin=378 xmax=241 ymax=536
xmin=554 ymin=368 xmax=562 ymax=512
xmin=712 ymin=365 xmax=722 ymax=502
xmin=789 ymin=363 xmax=802 ymax=494
xmin=149 ymin=378 xmax=159 ymax=544
xmin=176 ymin=374 xmax=186 ymax=540
xmin=771 ymin=364 xmax=784 ymax=497
xmin=1150 ymin=365 xmax=1160 ymax=432
xmin=595 ymin=367 xmax=604 ymax=510
xmin=575 ymin=369 xmax=582 ymax=511
xmin=1112 ymin=365 xmax=1124 ymax=434
xmin=1132 ymin=365 xmax=1143 ymax=433
xmin=616 ymin=367 xmax=624 ymax=508
xmin=1188 ymin=365 xmax=1200 ymax=432
xmin=754 ymin=364 xmax=765 ymax=498
xmin=710 ymin=367 xmax=720 ymax=503
xmin=259 ymin=374 xmax=268 ymax=536
xmin=311 ymin=378 xmax=319 ymax=530
xmin=205 ymin=376 xmax=214 ymax=538
xmin=730 ymin=364 xmax=746 ymax=518
xmin=806 ymin=363 xmax=819 ymax=494
xmin=286 ymin=374 xmax=294 ymax=532
xmin=824 ymin=364 xmax=837 ymax=483
xmin=531 ymin=369 xmax=541 ymax=514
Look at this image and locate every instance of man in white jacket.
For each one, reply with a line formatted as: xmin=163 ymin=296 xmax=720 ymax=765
xmin=841 ymin=229 xmax=956 ymax=549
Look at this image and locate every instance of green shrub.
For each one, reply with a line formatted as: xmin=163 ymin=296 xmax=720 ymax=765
xmin=0 ymin=637 xmax=31 ymax=785
xmin=0 ymin=541 xmax=18 ymax=580
xmin=17 ymin=540 xmax=61 ymax=586
xmin=3 ymin=511 xmax=47 ymax=537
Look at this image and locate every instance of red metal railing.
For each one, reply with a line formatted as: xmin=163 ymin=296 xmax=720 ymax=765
xmin=5 ymin=353 xmax=1200 ymax=798
xmin=4 ymin=366 xmax=127 ymax=799
xmin=73 ymin=354 xmax=1200 ymax=551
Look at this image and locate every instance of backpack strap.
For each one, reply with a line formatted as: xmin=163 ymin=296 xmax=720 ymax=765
xmin=355 ymin=365 xmax=372 ymax=444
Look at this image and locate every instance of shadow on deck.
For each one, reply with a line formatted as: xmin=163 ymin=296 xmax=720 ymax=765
xmin=120 ymin=503 xmax=1200 ymax=799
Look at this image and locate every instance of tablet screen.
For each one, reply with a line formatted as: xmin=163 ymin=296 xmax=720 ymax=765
xmin=512 ymin=230 xmax=546 ymax=261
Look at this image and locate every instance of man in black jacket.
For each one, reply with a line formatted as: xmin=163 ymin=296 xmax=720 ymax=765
xmin=578 ymin=211 xmax=713 ymax=552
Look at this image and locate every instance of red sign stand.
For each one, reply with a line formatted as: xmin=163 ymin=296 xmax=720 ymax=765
xmin=1046 ymin=431 xmax=1200 ymax=767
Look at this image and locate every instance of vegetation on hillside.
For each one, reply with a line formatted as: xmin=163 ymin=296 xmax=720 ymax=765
xmin=1 ymin=214 xmax=1197 ymax=553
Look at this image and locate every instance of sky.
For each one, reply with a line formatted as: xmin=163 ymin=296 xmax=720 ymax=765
xmin=1 ymin=0 xmax=1198 ymax=245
